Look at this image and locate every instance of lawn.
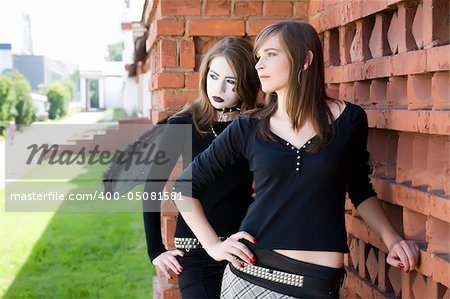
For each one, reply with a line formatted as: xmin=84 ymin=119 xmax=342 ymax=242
xmin=0 ymin=161 xmax=155 ymax=298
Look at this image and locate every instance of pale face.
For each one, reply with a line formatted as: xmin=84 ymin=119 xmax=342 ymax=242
xmin=255 ymin=34 xmax=291 ymax=94
xmin=206 ymin=56 xmax=239 ymax=110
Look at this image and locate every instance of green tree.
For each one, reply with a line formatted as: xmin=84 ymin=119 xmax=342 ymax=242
xmin=10 ymin=70 xmax=37 ymax=125
xmin=47 ymin=82 xmax=70 ymax=119
xmin=106 ymin=42 xmax=123 ymax=61
xmin=0 ymin=76 xmax=16 ymax=134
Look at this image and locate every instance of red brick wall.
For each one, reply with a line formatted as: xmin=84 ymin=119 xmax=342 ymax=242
xmin=143 ymin=1 xmax=449 ymax=298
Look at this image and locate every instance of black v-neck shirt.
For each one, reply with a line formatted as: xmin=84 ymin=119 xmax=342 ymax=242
xmin=143 ymin=114 xmax=253 ymax=261
xmin=174 ymin=102 xmax=376 ymax=253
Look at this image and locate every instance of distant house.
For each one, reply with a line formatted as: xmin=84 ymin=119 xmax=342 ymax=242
xmin=0 ymin=43 xmax=13 ymax=75
xmin=79 ymin=61 xmax=124 ymax=111
xmin=30 ymin=93 xmax=49 ymax=120
xmin=13 ymin=54 xmax=72 ymax=90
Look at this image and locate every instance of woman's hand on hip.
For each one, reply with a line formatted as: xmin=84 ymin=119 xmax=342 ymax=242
xmin=205 ymin=231 xmax=257 ymax=269
xmin=386 ymin=239 xmax=420 ymax=273
xmin=152 ymin=250 xmax=185 ymax=279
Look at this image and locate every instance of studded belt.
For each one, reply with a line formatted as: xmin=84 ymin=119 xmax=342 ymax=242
xmin=174 ymin=237 xmax=227 ymax=251
xmin=231 ymin=262 xmax=305 ymax=288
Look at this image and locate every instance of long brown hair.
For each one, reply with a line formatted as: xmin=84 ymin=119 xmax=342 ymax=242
xmin=250 ymin=22 xmax=338 ymax=152
xmin=177 ymin=37 xmax=260 ymax=135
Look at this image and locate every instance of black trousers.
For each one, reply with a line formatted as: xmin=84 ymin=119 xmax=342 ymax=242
xmin=177 ymin=249 xmax=228 ymax=299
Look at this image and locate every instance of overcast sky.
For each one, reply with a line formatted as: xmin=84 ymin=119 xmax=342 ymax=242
xmin=0 ymin=0 xmax=127 ymax=66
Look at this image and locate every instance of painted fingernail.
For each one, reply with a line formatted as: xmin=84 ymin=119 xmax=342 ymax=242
xmin=253 ymin=239 xmax=258 ymax=244
xmin=398 ymin=263 xmax=404 ymax=268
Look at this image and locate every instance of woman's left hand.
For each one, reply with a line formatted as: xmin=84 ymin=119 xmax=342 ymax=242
xmin=386 ymin=239 xmax=420 ymax=273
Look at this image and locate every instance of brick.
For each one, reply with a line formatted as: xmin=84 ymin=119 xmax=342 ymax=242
xmin=407 ymin=74 xmax=432 ymax=110
xmin=431 ymin=72 xmax=450 ymax=110
xmin=369 ymin=79 xmax=388 ymax=108
xmin=388 ymin=263 xmax=403 ymax=297
xmin=264 ymin=1 xmax=292 ymax=17
xmin=362 ymin=0 xmax=388 ymax=19
xmin=185 ymin=72 xmax=199 ymax=89
xmin=319 ymin=5 xmax=341 ymax=31
xmin=433 ymin=0 xmax=450 ymax=46
xmin=354 ymin=81 xmax=371 ymax=107
xmin=159 ymin=0 xmax=201 ymax=16
xmin=411 ymin=0 xmax=433 ymax=50
xmin=152 ymin=110 xmax=176 ymax=123
xmin=345 ymin=61 xmax=365 ymax=82
xmin=402 ymin=269 xmax=414 ymax=299
xmin=378 ymin=250 xmax=387 ymax=292
xmin=325 ymin=29 xmax=341 ymax=66
xmin=245 ymin=19 xmax=285 ymax=36
xmin=339 ymin=25 xmax=355 ymax=65
xmin=369 ymin=13 xmax=393 ymax=58
xmin=205 ymin=0 xmax=231 ymax=16
xmin=445 ymin=140 xmax=450 ymax=195
xmin=180 ymin=40 xmax=195 ymax=69
xmin=293 ymin=1 xmax=308 ymax=19
xmin=147 ymin=19 xmax=184 ymax=50
xmin=340 ymin=0 xmax=363 ymax=25
xmin=396 ymin=133 xmax=414 ymax=184
xmin=366 ymin=109 xmax=450 ymax=135
xmin=157 ymin=89 xmax=199 ymax=110
xmin=426 ymin=45 xmax=450 ymax=72
xmin=161 ymin=194 xmax=178 ymax=217
xmin=364 ymin=56 xmax=392 ymax=79
xmin=432 ymin=254 xmax=450 ymax=288
xmin=324 ymin=66 xmax=341 ymax=83
xmin=159 ymin=39 xmax=177 ymax=69
xmin=427 ymin=136 xmax=449 ymax=192
xmin=162 ymin=215 xmax=176 ymax=247
xmin=350 ymin=19 xmax=374 ymax=63
xmin=234 ymin=1 xmax=262 ymax=17
xmin=412 ymin=135 xmax=428 ymax=187
xmin=412 ymin=273 xmax=428 ymax=299
xmin=151 ymin=72 xmax=185 ymax=90
xmin=403 ymin=208 xmax=427 ymax=243
xmin=368 ymin=130 xmax=397 ymax=178
xmin=427 ymin=217 xmax=450 ymax=254
xmin=386 ymin=76 xmax=408 ymax=108
xmin=325 ymin=83 xmax=339 ymax=100
xmin=387 ymin=2 xmax=417 ymax=54
xmin=308 ymin=0 xmax=323 ymax=16
xmin=358 ymin=239 xmax=366 ymax=278
xmin=188 ymin=20 xmax=244 ymax=36
xmin=195 ymin=37 xmax=221 ymax=55
xmin=339 ymin=82 xmax=355 ymax=101
xmin=366 ymin=247 xmax=379 ymax=284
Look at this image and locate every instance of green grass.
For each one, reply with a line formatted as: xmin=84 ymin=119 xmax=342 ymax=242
xmin=1 ymin=161 xmax=155 ymax=298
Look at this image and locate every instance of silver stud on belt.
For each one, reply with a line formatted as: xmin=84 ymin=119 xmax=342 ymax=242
xmin=174 ymin=237 xmax=227 ymax=252
xmin=233 ymin=262 xmax=304 ymax=288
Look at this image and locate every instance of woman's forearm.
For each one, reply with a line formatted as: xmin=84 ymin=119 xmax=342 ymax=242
xmin=357 ymin=196 xmax=402 ymax=250
xmin=176 ymin=195 xmax=221 ymax=249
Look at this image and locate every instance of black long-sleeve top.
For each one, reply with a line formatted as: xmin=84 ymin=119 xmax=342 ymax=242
xmin=143 ymin=114 xmax=253 ymax=261
xmin=174 ymin=102 xmax=377 ymax=253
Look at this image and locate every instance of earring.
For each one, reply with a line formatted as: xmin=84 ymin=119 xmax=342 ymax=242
xmin=297 ymin=69 xmax=303 ymax=84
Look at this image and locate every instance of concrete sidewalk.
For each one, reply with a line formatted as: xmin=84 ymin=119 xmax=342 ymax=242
xmin=1 ymin=111 xmax=109 ymax=189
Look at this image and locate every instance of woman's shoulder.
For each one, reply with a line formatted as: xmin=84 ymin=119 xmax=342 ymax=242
xmin=167 ymin=112 xmax=193 ymax=124
xmin=340 ymin=101 xmax=368 ymax=123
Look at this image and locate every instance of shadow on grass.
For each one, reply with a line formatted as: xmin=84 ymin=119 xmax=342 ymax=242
xmin=3 ymin=162 xmax=155 ymax=299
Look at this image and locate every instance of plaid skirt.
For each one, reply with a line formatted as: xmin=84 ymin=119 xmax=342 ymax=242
xmin=220 ymin=265 xmax=297 ymax=299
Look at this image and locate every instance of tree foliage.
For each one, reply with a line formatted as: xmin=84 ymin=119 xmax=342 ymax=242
xmin=47 ymin=82 xmax=70 ymax=119
xmin=106 ymin=42 xmax=123 ymax=61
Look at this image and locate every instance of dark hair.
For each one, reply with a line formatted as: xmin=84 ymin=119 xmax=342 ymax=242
xmin=250 ymin=21 xmax=338 ymax=152
xmin=177 ymin=37 xmax=260 ymax=135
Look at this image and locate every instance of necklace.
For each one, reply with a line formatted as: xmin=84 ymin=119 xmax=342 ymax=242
xmin=210 ymin=125 xmax=218 ymax=138
xmin=217 ymin=106 xmax=241 ymax=122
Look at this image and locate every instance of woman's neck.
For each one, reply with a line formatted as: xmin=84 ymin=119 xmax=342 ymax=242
xmin=274 ymin=90 xmax=289 ymax=119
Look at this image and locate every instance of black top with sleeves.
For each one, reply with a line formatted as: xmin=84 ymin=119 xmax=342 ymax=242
xmin=174 ymin=102 xmax=377 ymax=253
xmin=143 ymin=113 xmax=253 ymax=261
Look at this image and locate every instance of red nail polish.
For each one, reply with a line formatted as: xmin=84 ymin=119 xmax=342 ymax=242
xmin=254 ymin=239 xmax=258 ymax=244
xmin=398 ymin=263 xmax=404 ymax=268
